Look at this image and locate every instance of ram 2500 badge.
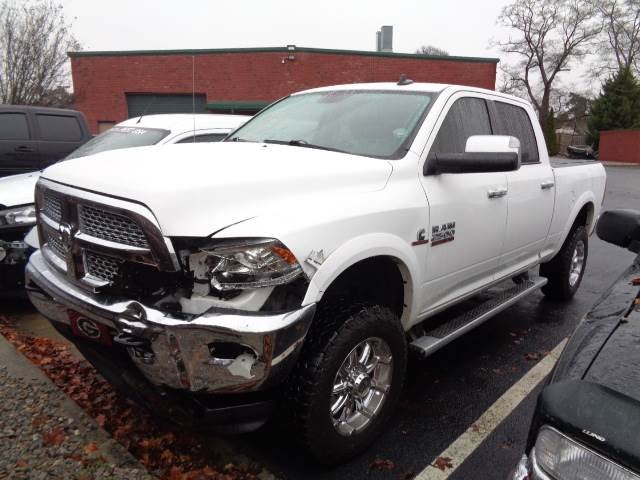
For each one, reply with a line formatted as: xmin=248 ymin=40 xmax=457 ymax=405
xmin=25 ymin=80 xmax=606 ymax=463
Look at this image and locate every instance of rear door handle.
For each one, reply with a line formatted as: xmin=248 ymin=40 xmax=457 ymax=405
xmin=487 ymin=188 xmax=508 ymax=199
xmin=14 ymin=146 xmax=34 ymax=153
xmin=541 ymin=180 xmax=555 ymax=190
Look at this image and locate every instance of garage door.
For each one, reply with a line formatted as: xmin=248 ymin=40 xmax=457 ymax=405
xmin=126 ymin=93 xmax=207 ymax=118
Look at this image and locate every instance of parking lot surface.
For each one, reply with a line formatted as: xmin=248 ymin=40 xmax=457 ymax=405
xmin=1 ymin=164 xmax=637 ymax=480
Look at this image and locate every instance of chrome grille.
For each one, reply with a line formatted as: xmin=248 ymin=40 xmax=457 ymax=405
xmin=36 ymin=179 xmax=177 ymax=289
xmin=43 ymin=192 xmax=63 ymax=222
xmin=78 ymin=204 xmax=149 ymax=249
xmin=44 ymin=229 xmax=66 ymax=259
xmin=85 ymin=252 xmax=121 ymax=282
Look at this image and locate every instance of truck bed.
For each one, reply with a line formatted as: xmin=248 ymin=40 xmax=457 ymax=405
xmin=542 ymin=158 xmax=607 ymax=260
xmin=550 ymin=157 xmax=600 ymax=168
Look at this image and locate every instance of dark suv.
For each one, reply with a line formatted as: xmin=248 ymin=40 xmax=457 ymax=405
xmin=0 ymin=105 xmax=91 ymax=177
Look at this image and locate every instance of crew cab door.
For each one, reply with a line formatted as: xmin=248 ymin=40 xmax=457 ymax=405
xmin=418 ymin=95 xmax=509 ymax=313
xmin=490 ymin=100 xmax=555 ymax=276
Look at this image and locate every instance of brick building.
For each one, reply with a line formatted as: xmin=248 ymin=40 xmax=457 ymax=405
xmin=69 ymin=46 xmax=499 ymax=134
xmin=600 ymin=130 xmax=640 ymax=164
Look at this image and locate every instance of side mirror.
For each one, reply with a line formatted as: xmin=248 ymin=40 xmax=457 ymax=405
xmin=597 ymin=209 xmax=640 ymax=253
xmin=425 ymin=135 xmax=521 ymax=175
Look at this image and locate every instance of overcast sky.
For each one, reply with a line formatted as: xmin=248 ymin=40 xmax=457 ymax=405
xmin=60 ymin=0 xmax=598 ymax=94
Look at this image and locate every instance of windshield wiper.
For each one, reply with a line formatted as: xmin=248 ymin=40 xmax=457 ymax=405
xmin=263 ymin=139 xmax=347 ymax=154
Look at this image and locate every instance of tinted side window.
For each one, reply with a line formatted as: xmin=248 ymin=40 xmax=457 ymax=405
xmin=493 ymin=102 xmax=539 ymax=163
xmin=0 ymin=113 xmax=30 ymax=140
xmin=36 ymin=114 xmax=83 ymax=141
xmin=430 ymin=97 xmax=491 ymax=155
xmin=176 ymin=133 xmax=227 ymax=143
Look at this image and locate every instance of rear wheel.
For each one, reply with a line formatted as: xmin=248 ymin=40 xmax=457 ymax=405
xmin=287 ymin=304 xmax=407 ymax=464
xmin=540 ymin=225 xmax=588 ymax=300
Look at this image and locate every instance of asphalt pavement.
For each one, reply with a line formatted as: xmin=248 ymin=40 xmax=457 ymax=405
xmin=1 ymin=164 xmax=638 ymax=480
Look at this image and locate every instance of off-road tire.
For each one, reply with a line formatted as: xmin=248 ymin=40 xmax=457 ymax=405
xmin=285 ymin=304 xmax=407 ymax=465
xmin=540 ymin=225 xmax=588 ymax=300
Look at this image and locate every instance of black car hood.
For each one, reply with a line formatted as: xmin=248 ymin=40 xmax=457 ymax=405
xmin=535 ymin=380 xmax=640 ymax=472
xmin=584 ymin=304 xmax=640 ymax=397
xmin=551 ymin=256 xmax=640 ymax=395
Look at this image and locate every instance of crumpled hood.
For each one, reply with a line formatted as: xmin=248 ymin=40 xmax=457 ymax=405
xmin=40 ymin=142 xmax=393 ymax=236
xmin=0 ymin=171 xmax=40 ymax=208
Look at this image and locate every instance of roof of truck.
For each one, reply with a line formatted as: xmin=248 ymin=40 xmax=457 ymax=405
xmin=294 ymin=82 xmax=531 ymax=107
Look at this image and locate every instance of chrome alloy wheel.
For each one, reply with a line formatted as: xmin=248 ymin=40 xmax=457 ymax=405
xmin=569 ymin=240 xmax=586 ymax=287
xmin=330 ymin=337 xmax=393 ymax=436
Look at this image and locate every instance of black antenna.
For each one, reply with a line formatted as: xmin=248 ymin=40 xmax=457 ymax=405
xmin=397 ymin=74 xmax=414 ymax=86
xmin=136 ymin=95 xmax=157 ymax=124
xmin=192 ymin=55 xmax=196 ymax=142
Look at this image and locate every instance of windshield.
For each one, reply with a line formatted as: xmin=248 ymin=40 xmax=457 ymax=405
xmin=66 ymin=126 xmax=170 ymax=160
xmin=227 ymin=90 xmax=434 ymax=159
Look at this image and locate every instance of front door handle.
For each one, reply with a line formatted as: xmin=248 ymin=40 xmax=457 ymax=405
xmin=14 ymin=146 xmax=34 ymax=153
xmin=540 ymin=180 xmax=555 ymax=190
xmin=487 ymin=188 xmax=508 ymax=199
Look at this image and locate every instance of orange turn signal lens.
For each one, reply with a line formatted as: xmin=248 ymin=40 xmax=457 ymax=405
xmin=271 ymin=245 xmax=298 ymax=265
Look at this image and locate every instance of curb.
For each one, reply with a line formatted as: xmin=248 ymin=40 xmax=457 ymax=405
xmin=0 ymin=333 xmax=155 ymax=476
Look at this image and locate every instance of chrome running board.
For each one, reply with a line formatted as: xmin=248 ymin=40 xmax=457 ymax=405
xmin=410 ymin=276 xmax=547 ymax=357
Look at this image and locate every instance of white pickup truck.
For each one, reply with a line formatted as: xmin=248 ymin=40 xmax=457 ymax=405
xmin=25 ymin=81 xmax=606 ymax=464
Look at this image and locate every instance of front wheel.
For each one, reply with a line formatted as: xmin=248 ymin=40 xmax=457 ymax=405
xmin=540 ymin=225 xmax=588 ymax=300
xmin=287 ymin=305 xmax=407 ymax=464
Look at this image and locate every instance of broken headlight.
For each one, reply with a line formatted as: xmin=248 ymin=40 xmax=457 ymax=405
xmin=0 ymin=204 xmax=36 ymax=229
xmin=189 ymin=238 xmax=304 ymax=291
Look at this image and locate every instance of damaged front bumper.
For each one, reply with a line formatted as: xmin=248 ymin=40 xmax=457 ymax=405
xmin=25 ymin=249 xmax=316 ymax=398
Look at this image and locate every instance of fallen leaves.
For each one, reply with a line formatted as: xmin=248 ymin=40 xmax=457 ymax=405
xmin=525 ymin=352 xmax=541 ymax=361
xmin=370 ymin=458 xmax=395 ymax=471
xmin=83 ymin=442 xmax=99 ymax=455
xmin=95 ymin=413 xmax=106 ymax=427
xmin=0 ymin=318 xmax=260 ymax=480
xmin=433 ymin=456 xmax=454 ymax=471
xmin=42 ymin=426 xmax=66 ymax=447
xmin=31 ymin=414 xmax=49 ymax=429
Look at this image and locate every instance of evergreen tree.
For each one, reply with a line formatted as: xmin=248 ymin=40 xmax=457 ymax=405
xmin=588 ymin=68 xmax=640 ymax=147
xmin=544 ymin=109 xmax=560 ymax=156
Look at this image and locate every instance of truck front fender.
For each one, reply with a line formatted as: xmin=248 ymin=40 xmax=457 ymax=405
xmin=301 ymin=232 xmax=421 ymax=329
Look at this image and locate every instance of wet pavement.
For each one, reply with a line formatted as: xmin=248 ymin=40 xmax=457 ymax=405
xmin=1 ymin=165 xmax=638 ymax=480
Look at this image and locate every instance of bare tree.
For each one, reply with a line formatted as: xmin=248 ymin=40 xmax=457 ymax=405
xmin=595 ymin=0 xmax=640 ymax=75
xmin=0 ymin=0 xmax=79 ymax=105
xmin=415 ymin=45 xmax=450 ymax=56
xmin=495 ymin=0 xmax=601 ymax=126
